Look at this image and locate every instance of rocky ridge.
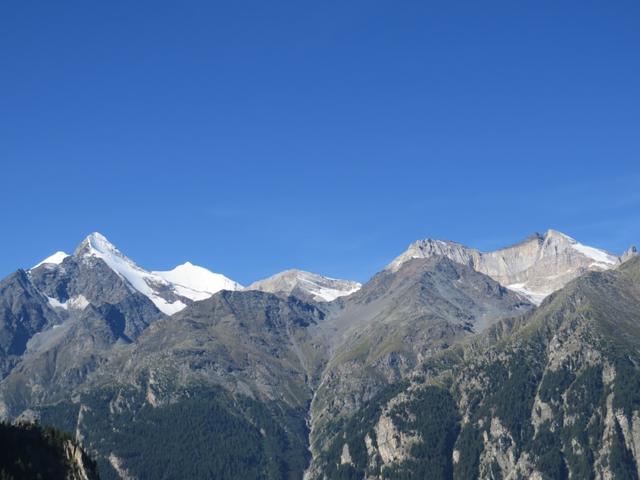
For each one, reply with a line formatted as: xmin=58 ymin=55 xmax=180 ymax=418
xmin=247 ymin=269 xmax=361 ymax=302
xmin=388 ymin=229 xmax=629 ymax=304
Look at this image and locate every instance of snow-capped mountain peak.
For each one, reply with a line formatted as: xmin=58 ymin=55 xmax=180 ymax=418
xmin=153 ymin=262 xmax=242 ymax=301
xmin=75 ymin=232 xmax=121 ymax=257
xmin=31 ymin=251 xmax=69 ymax=270
xmin=248 ymin=269 xmax=361 ymax=302
xmin=74 ymin=232 xmax=187 ymax=315
xmin=70 ymin=232 xmax=241 ymax=315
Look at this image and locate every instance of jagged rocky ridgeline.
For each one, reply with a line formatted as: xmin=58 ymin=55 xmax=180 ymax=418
xmin=0 ymin=230 xmax=636 ymax=479
xmin=387 ymin=229 xmax=630 ymax=304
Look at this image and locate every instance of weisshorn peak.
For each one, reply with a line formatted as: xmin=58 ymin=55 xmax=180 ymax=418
xmin=388 ymin=229 xmax=628 ymax=303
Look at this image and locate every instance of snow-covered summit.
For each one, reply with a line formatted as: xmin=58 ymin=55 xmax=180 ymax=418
xmin=153 ymin=262 xmax=242 ymax=301
xmin=75 ymin=232 xmax=123 ymax=258
xmin=248 ymin=269 xmax=361 ymax=302
xmin=31 ymin=251 xmax=69 ymax=270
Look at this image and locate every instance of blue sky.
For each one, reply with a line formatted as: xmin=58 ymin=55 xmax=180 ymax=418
xmin=2 ymin=0 xmax=639 ymax=284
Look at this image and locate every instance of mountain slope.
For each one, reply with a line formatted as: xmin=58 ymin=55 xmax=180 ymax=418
xmin=0 ymin=251 xmax=164 ymax=418
xmin=310 ymin=256 xmax=640 ymax=480
xmin=0 ymin=270 xmax=58 ymax=379
xmin=307 ymin=256 xmax=532 ymax=476
xmin=20 ymin=290 xmax=328 ymax=479
xmin=96 ymin=289 xmax=327 ymax=408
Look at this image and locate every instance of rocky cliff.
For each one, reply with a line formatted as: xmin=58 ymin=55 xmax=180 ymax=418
xmin=0 ymin=422 xmax=99 ymax=480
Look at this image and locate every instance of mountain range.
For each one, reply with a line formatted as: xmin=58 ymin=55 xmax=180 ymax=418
xmin=0 ymin=229 xmax=637 ymax=479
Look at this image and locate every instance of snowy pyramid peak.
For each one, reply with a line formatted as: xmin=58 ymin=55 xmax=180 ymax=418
xmin=73 ymin=232 xmax=188 ymax=315
xmin=70 ymin=232 xmax=243 ymax=313
xmin=74 ymin=232 xmax=124 ymax=259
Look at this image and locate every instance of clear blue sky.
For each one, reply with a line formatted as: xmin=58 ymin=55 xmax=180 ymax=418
xmin=2 ymin=1 xmax=639 ymax=285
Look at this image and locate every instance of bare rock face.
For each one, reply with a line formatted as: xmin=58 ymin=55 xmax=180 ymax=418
xmin=386 ymin=239 xmax=477 ymax=271
xmin=478 ymin=417 xmax=539 ymax=479
xmin=622 ymin=245 xmax=638 ymax=263
xmin=63 ymin=439 xmax=98 ymax=480
xmin=0 ymin=269 xmax=58 ymax=377
xmin=372 ymin=396 xmax=420 ymax=467
xmin=388 ymin=229 xmax=622 ymax=304
xmin=339 ymin=443 xmax=353 ymax=466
